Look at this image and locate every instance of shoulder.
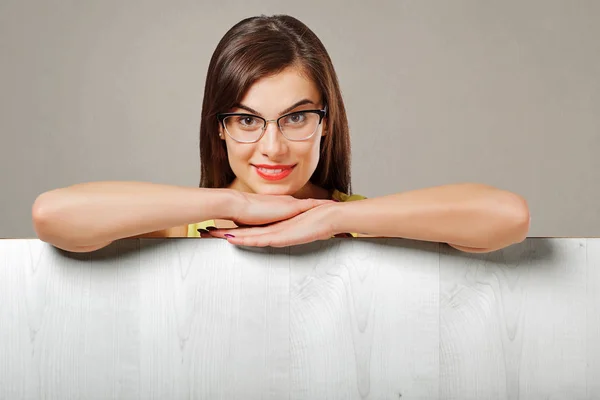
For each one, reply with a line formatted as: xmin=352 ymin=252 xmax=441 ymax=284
xmin=331 ymin=189 xmax=367 ymax=202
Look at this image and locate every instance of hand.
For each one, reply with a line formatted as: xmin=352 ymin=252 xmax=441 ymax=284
xmin=227 ymin=191 xmax=335 ymax=227
xmin=208 ymin=202 xmax=341 ymax=247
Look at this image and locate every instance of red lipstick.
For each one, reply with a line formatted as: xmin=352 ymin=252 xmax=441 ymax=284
xmin=253 ymin=164 xmax=295 ymax=181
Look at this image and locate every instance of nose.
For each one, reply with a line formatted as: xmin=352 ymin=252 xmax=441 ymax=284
xmin=257 ymin=120 xmax=288 ymax=158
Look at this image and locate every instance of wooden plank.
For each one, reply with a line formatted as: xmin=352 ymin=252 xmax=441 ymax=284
xmin=2 ymin=238 xmax=596 ymax=399
xmin=0 ymin=239 xmax=141 ymax=399
xmin=440 ymin=238 xmax=588 ymax=399
xmin=137 ymin=238 xmax=290 ymax=399
xmin=588 ymin=238 xmax=600 ymax=399
xmin=289 ymin=238 xmax=440 ymax=400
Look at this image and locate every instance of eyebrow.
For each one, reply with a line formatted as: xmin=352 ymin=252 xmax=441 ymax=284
xmin=232 ymin=99 xmax=317 ymax=116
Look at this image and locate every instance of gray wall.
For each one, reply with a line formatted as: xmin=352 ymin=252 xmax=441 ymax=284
xmin=1 ymin=0 xmax=598 ymax=238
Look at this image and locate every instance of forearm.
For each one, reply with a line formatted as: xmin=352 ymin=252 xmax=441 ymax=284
xmin=332 ymin=183 xmax=530 ymax=249
xmin=32 ymin=181 xmax=237 ymax=248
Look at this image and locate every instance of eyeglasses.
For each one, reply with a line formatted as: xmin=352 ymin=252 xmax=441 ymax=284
xmin=216 ymin=106 xmax=327 ymax=143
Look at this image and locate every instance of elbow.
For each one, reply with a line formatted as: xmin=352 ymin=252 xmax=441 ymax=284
xmin=31 ymin=191 xmax=78 ymax=251
xmin=32 ymin=192 xmax=112 ymax=253
xmin=32 ymin=191 xmax=56 ymax=242
xmin=507 ymin=193 xmax=531 ymax=244
xmin=488 ymin=192 xmax=530 ymax=250
xmin=470 ymin=192 xmax=531 ymax=253
xmin=449 ymin=190 xmax=530 ymax=254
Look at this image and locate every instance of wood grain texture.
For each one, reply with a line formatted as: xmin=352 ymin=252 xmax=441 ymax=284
xmin=588 ymin=239 xmax=600 ymax=400
xmin=0 ymin=238 xmax=141 ymax=400
xmin=440 ymin=238 xmax=589 ymax=400
xmin=289 ymin=238 xmax=440 ymax=400
xmin=137 ymin=238 xmax=290 ymax=400
xmin=1 ymin=238 xmax=598 ymax=399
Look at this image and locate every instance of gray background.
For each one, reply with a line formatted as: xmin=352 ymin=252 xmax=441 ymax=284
xmin=1 ymin=0 xmax=598 ymax=238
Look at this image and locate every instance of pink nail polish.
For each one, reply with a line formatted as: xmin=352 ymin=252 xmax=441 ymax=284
xmin=224 ymin=234 xmax=235 ymax=238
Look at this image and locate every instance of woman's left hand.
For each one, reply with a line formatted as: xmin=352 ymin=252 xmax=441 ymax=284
xmin=207 ymin=203 xmax=343 ymax=247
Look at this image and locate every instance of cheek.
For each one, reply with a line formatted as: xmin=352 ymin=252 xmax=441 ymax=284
xmin=296 ymin=140 xmax=322 ymax=169
xmin=224 ymin=143 xmax=253 ymax=178
xmin=226 ymin=142 xmax=253 ymax=164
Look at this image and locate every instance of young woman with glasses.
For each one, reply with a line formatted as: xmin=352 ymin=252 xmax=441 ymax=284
xmin=31 ymin=14 xmax=530 ymax=253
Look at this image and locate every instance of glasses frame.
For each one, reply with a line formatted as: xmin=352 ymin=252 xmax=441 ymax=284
xmin=216 ymin=106 xmax=328 ymax=143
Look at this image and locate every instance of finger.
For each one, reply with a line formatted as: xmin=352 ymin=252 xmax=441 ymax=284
xmin=225 ymin=233 xmax=290 ymax=248
xmin=206 ymin=229 xmax=235 ymax=239
xmin=211 ymin=221 xmax=286 ymax=237
xmin=225 ymin=229 xmax=328 ymax=248
xmin=212 ymin=225 xmax=283 ymax=246
xmin=196 ymin=228 xmax=213 ymax=238
xmin=208 ymin=227 xmax=266 ymax=239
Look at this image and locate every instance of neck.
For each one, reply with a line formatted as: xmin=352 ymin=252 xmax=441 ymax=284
xmin=293 ymin=182 xmax=331 ymax=200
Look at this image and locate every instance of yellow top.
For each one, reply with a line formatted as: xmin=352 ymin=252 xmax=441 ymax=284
xmin=187 ymin=189 xmax=367 ymax=238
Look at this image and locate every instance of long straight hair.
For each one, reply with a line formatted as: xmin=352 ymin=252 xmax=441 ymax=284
xmin=199 ymin=14 xmax=352 ymax=195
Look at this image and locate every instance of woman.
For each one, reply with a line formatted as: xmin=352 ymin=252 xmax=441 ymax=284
xmin=31 ymin=14 xmax=530 ymax=253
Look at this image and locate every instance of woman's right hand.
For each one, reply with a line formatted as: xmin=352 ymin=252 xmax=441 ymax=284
xmin=228 ymin=191 xmax=335 ymax=227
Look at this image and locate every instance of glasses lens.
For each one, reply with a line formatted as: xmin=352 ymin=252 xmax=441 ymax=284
xmin=223 ymin=111 xmax=322 ymax=142
xmin=280 ymin=112 xmax=320 ymax=140
xmin=223 ymin=115 xmax=264 ymax=142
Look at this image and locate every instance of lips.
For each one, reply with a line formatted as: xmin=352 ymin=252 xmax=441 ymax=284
xmin=252 ymin=164 xmax=296 ymax=181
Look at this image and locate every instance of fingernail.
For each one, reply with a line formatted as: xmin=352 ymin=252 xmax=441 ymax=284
xmin=224 ymin=234 xmax=235 ymax=238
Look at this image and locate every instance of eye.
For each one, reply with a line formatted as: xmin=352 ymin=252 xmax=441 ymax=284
xmin=237 ymin=116 xmax=259 ymax=127
xmin=283 ymin=112 xmax=307 ymax=125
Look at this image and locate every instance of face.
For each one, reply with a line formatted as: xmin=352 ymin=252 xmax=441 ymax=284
xmin=220 ymin=66 xmax=328 ymax=199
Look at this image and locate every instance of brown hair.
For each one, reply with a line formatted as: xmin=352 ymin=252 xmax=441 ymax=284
xmin=198 ymin=14 xmax=352 ymax=195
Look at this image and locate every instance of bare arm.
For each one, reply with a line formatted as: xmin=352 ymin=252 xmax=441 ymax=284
xmin=332 ymin=183 xmax=530 ymax=253
xmin=31 ymin=181 xmax=238 ymax=252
